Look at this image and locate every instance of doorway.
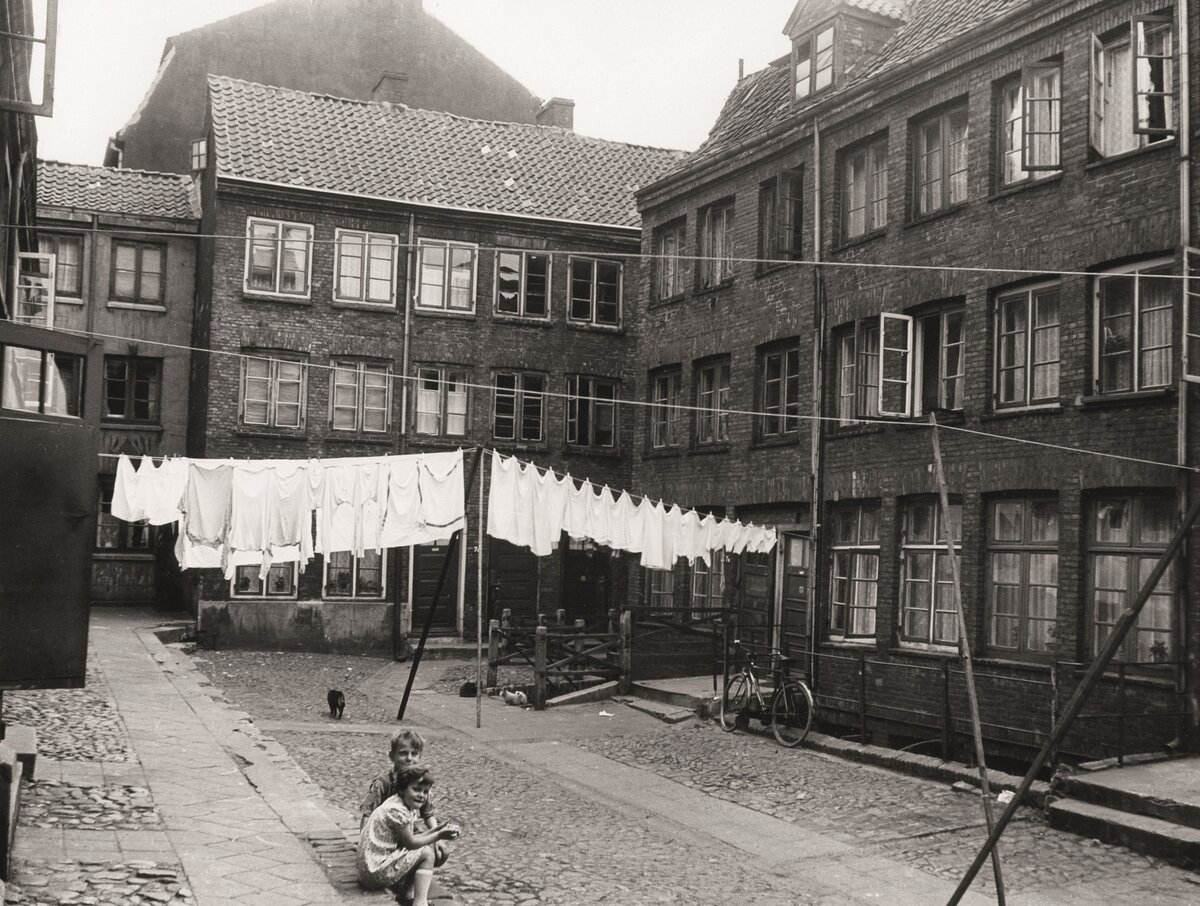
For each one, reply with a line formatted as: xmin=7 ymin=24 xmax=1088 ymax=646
xmin=775 ymin=532 xmax=812 ymax=672
xmin=410 ymin=538 xmax=459 ymax=632
xmin=562 ymin=538 xmax=610 ymax=626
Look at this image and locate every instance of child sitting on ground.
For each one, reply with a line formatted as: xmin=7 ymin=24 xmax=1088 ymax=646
xmin=357 ymin=766 xmax=461 ymax=905
xmin=360 ymin=729 xmax=449 ymax=866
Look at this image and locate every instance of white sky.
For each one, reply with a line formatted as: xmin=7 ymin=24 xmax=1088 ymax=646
xmin=36 ymin=0 xmax=798 ymax=165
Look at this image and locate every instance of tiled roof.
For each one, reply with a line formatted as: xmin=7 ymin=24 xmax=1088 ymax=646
xmin=209 ymin=76 xmax=686 ymax=229
xmin=845 ymin=0 xmax=908 ymax=19
xmin=36 ymin=160 xmax=199 ymax=220
xmin=658 ymin=0 xmax=1026 ymax=186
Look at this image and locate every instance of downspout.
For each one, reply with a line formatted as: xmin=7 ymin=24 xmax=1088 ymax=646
xmin=808 ymin=119 xmax=826 ymax=688
xmin=400 ymin=212 xmax=415 ymax=454
xmin=85 ymin=215 xmax=99 ymax=346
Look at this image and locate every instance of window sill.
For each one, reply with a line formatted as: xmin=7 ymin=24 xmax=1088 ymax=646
xmin=563 ymin=446 xmax=623 ymax=459
xmin=230 ymin=595 xmax=299 ymax=602
xmin=822 ymin=638 xmax=877 ymax=649
xmin=642 ymin=445 xmax=685 ymax=459
xmin=693 ymin=279 xmax=735 ymax=298
xmin=905 ymin=202 xmax=968 ymax=229
xmin=413 ymin=307 xmax=476 ymax=319
xmin=988 ymin=171 xmax=1062 ymax=202
xmin=975 ymin=654 xmax=1055 ymax=673
xmin=889 ymin=644 xmax=958 ymax=660
xmin=323 ymin=596 xmax=388 ymax=603
xmin=101 ymin=421 xmax=164 ymax=432
xmin=755 ymin=262 xmax=793 ymax=279
xmin=1086 ymin=137 xmax=1175 ymax=172
xmin=832 ymin=228 xmax=886 ymax=253
xmin=567 ymin=321 xmax=624 ymax=335
xmin=93 ymin=551 xmax=155 ymax=561
xmin=649 ymin=293 xmax=688 ymax=308
xmin=234 ymin=427 xmax=308 ymax=440
xmin=410 ymin=433 xmax=470 ymax=444
xmin=827 ymin=422 xmax=886 ymax=439
xmin=690 ymin=442 xmax=732 ymax=456
xmin=1080 ymin=388 xmax=1174 ymax=409
xmin=107 ymin=301 xmax=166 ymax=313
xmin=493 ymin=313 xmax=553 ymax=327
xmin=750 ymin=433 xmax=802 ymax=450
xmin=331 ymin=299 xmax=398 ymax=313
xmin=326 ymin=432 xmax=395 ymax=445
xmin=981 ymin=403 xmax=1062 ymax=421
xmin=56 ymin=297 xmax=84 ymax=306
xmin=490 ymin=441 xmax=548 ymax=456
xmin=242 ymin=292 xmax=311 ymax=305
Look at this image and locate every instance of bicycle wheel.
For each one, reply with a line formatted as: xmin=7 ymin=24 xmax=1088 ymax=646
xmin=769 ymin=680 xmax=814 ymax=747
xmin=719 ymin=673 xmax=751 ymax=732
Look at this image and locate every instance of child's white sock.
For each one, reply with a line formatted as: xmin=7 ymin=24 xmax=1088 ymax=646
xmin=411 ymin=868 xmax=434 ymax=906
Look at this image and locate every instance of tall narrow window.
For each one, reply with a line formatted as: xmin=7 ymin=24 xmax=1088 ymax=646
xmin=1090 ymin=494 xmax=1175 ymax=664
xmin=39 ymin=234 xmax=83 ymax=298
xmin=760 ymin=345 xmax=800 ymax=437
xmin=493 ymin=372 xmax=545 ymax=442
xmin=496 ymin=250 xmax=550 ymax=319
xmin=111 ymin=240 xmax=165 ymax=305
xmin=103 ymin=356 xmax=161 ymax=422
xmin=698 ymin=200 xmax=735 ymax=288
xmin=647 ymin=568 xmax=675 ymax=614
xmin=842 ymin=136 xmax=888 ymax=239
xmin=417 ymin=239 xmax=477 ymax=312
xmin=830 ymin=503 xmax=879 ymax=639
xmin=696 ymin=359 xmax=730 ymax=445
xmin=650 ymin=369 xmax=683 ymax=449
xmin=334 ymin=230 xmax=398 ymax=306
xmin=1094 ymin=259 xmax=1174 ymax=394
xmin=240 ymin=354 xmax=306 ymax=429
xmin=566 ymin=376 xmax=617 ymax=449
xmin=995 ymin=284 xmax=1060 ymax=407
xmin=654 ymin=220 xmax=686 ymax=300
xmin=914 ymin=106 xmax=968 ymax=215
xmin=415 ymin=366 xmax=468 ymax=437
xmin=900 ymin=500 xmax=961 ymax=647
xmin=1091 ymin=20 xmax=1176 ymax=157
xmin=794 ymin=25 xmax=834 ymax=100
xmin=999 ymin=66 xmax=1061 ymax=186
xmin=988 ymin=497 xmax=1058 ymax=657
xmin=331 ymin=361 xmax=390 ymax=433
xmin=759 ymin=169 xmax=803 ymax=265
xmin=568 ymin=257 xmax=621 ymax=326
xmin=245 ymin=218 xmax=312 ymax=297
xmin=834 ymin=322 xmax=880 ymax=425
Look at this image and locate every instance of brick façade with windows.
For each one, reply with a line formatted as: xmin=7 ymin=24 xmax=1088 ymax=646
xmin=632 ymin=0 xmax=1197 ymax=760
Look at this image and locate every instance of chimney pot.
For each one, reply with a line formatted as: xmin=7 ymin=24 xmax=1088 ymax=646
xmin=536 ymin=97 xmax=575 ymax=131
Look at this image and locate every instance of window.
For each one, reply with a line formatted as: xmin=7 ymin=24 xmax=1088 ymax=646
xmin=1091 ymin=19 xmax=1175 ymax=157
xmin=988 ymin=498 xmax=1058 ymax=657
xmin=999 ymin=65 xmax=1061 ymax=186
xmin=331 ymin=361 xmax=390 ymax=433
xmin=569 ymin=257 xmax=621 ymax=327
xmin=96 ymin=476 xmax=152 ymax=552
xmin=872 ymin=306 xmax=965 ymax=418
xmin=900 ymin=500 xmax=961 ymax=647
xmin=647 ymin=568 xmax=675 ymax=613
xmin=698 ymin=200 xmax=735 ymax=289
xmin=842 ymin=136 xmax=888 ymax=239
xmin=103 ymin=356 xmax=161 ymax=422
xmin=190 ymin=138 xmax=207 ymax=171
xmin=245 ymin=218 xmax=312 ymax=297
xmin=650 ymin=369 xmax=684 ymax=449
xmin=566 ymin=376 xmax=617 ymax=449
xmin=691 ymin=553 xmax=725 ymax=617
xmin=914 ymin=106 xmax=968 ymax=215
xmin=794 ymin=25 xmax=834 ymax=100
xmin=654 ymin=220 xmax=686 ymax=300
xmin=415 ymin=366 xmax=468 ymax=436
xmin=760 ymin=344 xmax=801 ymax=437
xmin=830 ymin=503 xmax=879 ymax=639
xmin=695 ymin=359 xmax=730 ymax=445
xmin=39 ymin=233 xmax=82 ymax=298
xmin=496 ymin=250 xmax=550 ymax=319
xmin=758 ymin=170 xmax=803 ymax=265
xmin=111 ymin=239 xmax=164 ymax=305
xmin=232 ymin=563 xmax=298 ymax=598
xmin=334 ymin=230 xmax=398 ymax=306
xmin=1090 ymin=494 xmax=1175 ymax=664
xmin=0 ymin=344 xmax=83 ymax=417
xmin=995 ymin=284 xmax=1060 ymax=407
xmin=1094 ymin=259 xmax=1174 ymax=394
xmin=324 ymin=551 xmax=385 ymax=599
xmin=417 ymin=239 xmax=476 ymax=312
xmin=835 ymin=321 xmax=880 ymax=425
xmin=493 ymin=371 xmax=545 ymax=442
xmin=240 ymin=354 xmax=306 ymax=429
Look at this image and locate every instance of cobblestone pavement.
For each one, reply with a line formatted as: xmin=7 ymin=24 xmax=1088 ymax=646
xmin=4 ymin=861 xmax=194 ymax=906
xmin=18 ymin=779 xmax=161 ymax=830
xmin=3 ymin=661 xmax=134 ymax=762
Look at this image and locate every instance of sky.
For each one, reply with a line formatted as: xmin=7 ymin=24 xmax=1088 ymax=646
xmin=35 ymin=0 xmax=799 ymax=166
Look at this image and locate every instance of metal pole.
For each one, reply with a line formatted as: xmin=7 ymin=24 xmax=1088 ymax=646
xmin=929 ymin=413 xmax=1006 ymax=904
xmin=948 ymin=491 xmax=1200 ymax=905
xmin=476 ymin=449 xmax=486 ymax=729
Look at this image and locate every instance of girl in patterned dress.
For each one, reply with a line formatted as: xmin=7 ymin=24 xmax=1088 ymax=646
xmin=356 ymin=766 xmax=461 ymax=905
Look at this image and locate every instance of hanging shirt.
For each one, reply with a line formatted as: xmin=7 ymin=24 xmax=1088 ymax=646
xmin=562 ymin=477 xmax=590 ymax=541
xmin=638 ymin=500 xmax=669 ymax=570
xmin=528 ymin=468 xmax=569 ymax=557
xmin=142 ymin=457 xmax=188 ymax=526
xmin=677 ymin=509 xmax=703 ymax=565
xmin=379 ymin=456 xmax=423 ymax=548
xmin=608 ymin=490 xmax=644 ymax=554
xmin=584 ymin=484 xmax=615 ymax=547
xmin=176 ymin=462 xmax=233 ymax=570
xmin=418 ymin=449 xmax=465 ymax=535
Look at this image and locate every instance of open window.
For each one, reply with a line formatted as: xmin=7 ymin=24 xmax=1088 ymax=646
xmin=0 ymin=0 xmax=57 ymax=117
xmin=1186 ymin=248 xmax=1200 ymax=383
xmin=1091 ymin=17 xmax=1175 ymax=157
xmin=879 ymin=313 xmax=913 ymax=417
xmin=1133 ymin=16 xmax=1175 ymax=137
xmin=13 ymin=251 xmax=56 ymax=327
xmin=875 ymin=306 xmax=965 ymax=418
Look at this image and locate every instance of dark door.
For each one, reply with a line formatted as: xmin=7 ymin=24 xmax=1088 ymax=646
xmin=412 ymin=539 xmax=459 ymax=632
xmin=488 ymin=537 xmax=539 ymax=624
xmin=777 ymin=533 xmax=812 ymax=673
xmin=562 ymin=539 xmax=610 ymax=626
xmin=735 ymin=551 xmax=773 ymax=650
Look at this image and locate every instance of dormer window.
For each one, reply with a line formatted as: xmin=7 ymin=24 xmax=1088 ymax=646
xmin=794 ymin=25 xmax=834 ymax=100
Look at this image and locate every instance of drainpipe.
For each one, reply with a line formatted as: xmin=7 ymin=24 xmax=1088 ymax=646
xmin=400 ymin=212 xmax=415 ymax=454
xmin=808 ymin=119 xmax=825 ymax=688
xmin=85 ymin=214 xmax=99 ymax=347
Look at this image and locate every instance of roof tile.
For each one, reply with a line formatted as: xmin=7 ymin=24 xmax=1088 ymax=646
xmin=36 ymin=160 xmax=199 ymax=220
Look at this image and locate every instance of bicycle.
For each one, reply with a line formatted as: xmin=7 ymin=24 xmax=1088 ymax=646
xmin=718 ymin=639 xmax=814 ymax=747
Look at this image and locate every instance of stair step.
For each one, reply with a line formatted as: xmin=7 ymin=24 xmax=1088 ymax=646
xmin=1060 ymin=772 xmax=1200 ymax=831
xmin=627 ymin=681 xmax=714 ymax=711
xmin=1047 ymin=798 xmax=1200 ymax=868
xmin=620 ymin=697 xmax=697 ymax=724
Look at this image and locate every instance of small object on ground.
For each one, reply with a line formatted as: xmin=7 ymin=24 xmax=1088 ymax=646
xmin=327 ymin=688 xmax=345 ymax=718
xmin=598 ymin=710 xmax=613 ymax=717
xmin=996 ymin=789 xmax=1015 ymax=805
xmin=459 ymin=680 xmax=477 ymax=697
xmin=951 ymin=780 xmax=976 ymax=794
xmin=500 ymin=687 xmax=527 ymax=706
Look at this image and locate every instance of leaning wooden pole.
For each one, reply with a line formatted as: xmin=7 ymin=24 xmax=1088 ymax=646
xmin=948 ymin=489 xmax=1200 ymax=905
xmin=476 ymin=449 xmax=487 ymax=729
xmin=929 ymin=414 xmax=1006 ymax=905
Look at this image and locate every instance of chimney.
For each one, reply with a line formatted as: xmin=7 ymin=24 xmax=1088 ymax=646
xmin=536 ymin=97 xmax=575 ymax=131
xmin=372 ymin=72 xmax=409 ymax=105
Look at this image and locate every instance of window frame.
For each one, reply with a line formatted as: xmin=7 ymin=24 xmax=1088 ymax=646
xmin=834 ymin=320 xmax=881 ymax=425
xmin=829 ymin=502 xmax=880 ymax=641
xmin=243 ymin=217 xmax=313 ymax=299
xmin=986 ymin=497 xmax=1060 ymax=659
xmin=690 ymin=552 xmax=726 ymax=619
xmin=96 ymin=475 xmax=153 ymax=553
xmin=323 ymin=550 xmax=387 ymax=599
xmin=654 ymin=219 xmax=687 ymax=300
xmin=239 ymin=353 xmax=308 ymax=430
xmin=567 ymin=256 xmax=622 ymax=327
xmin=698 ymin=199 xmax=735 ymax=290
xmin=414 ymin=364 xmax=469 ymax=437
xmin=492 ymin=370 xmax=546 ymax=443
xmin=841 ymin=135 xmax=888 ymax=240
xmin=565 ymin=375 xmax=618 ymax=449
xmin=495 ymin=249 xmax=551 ymax=320
xmin=793 ymin=23 xmax=835 ymax=100
xmin=231 ymin=563 xmax=299 ymax=599
xmin=899 ymin=499 xmax=962 ymax=649
xmin=758 ymin=169 xmax=803 ymax=268
xmin=416 ymin=238 xmax=478 ymax=313
xmin=998 ymin=66 xmax=1063 ymax=187
xmin=40 ymin=233 xmax=83 ymax=299
xmin=994 ymin=282 xmax=1061 ymax=409
xmin=330 ymin=359 xmax=392 ymax=434
xmin=102 ymin=354 xmax=162 ymax=423
xmin=695 ymin=358 xmax=730 ymax=446
xmin=759 ymin=343 xmax=801 ymax=438
xmin=649 ymin=368 xmax=684 ymax=449
xmin=190 ymin=138 xmax=208 ymax=171
xmin=1092 ymin=257 xmax=1175 ymax=395
xmin=333 ymin=228 xmax=399 ymax=307
xmin=646 ymin=567 xmax=675 ymax=615
xmin=871 ymin=304 xmax=966 ymax=419
xmin=913 ymin=104 xmax=969 ymax=216
xmin=110 ymin=238 xmax=166 ymax=306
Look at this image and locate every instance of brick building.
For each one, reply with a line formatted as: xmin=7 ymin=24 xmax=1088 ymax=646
xmin=105 ymin=0 xmax=558 ymax=174
xmin=36 ymin=161 xmax=200 ymax=606
xmin=188 ymin=76 xmax=684 ymax=653
xmin=632 ymin=0 xmax=1200 ymax=760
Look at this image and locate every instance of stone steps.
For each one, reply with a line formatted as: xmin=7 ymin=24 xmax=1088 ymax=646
xmin=1058 ymin=769 xmax=1200 ymax=831
xmin=1046 ymin=798 xmax=1200 ymax=868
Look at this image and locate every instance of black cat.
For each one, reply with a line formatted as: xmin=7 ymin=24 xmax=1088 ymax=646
xmin=327 ymin=688 xmax=345 ymax=719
